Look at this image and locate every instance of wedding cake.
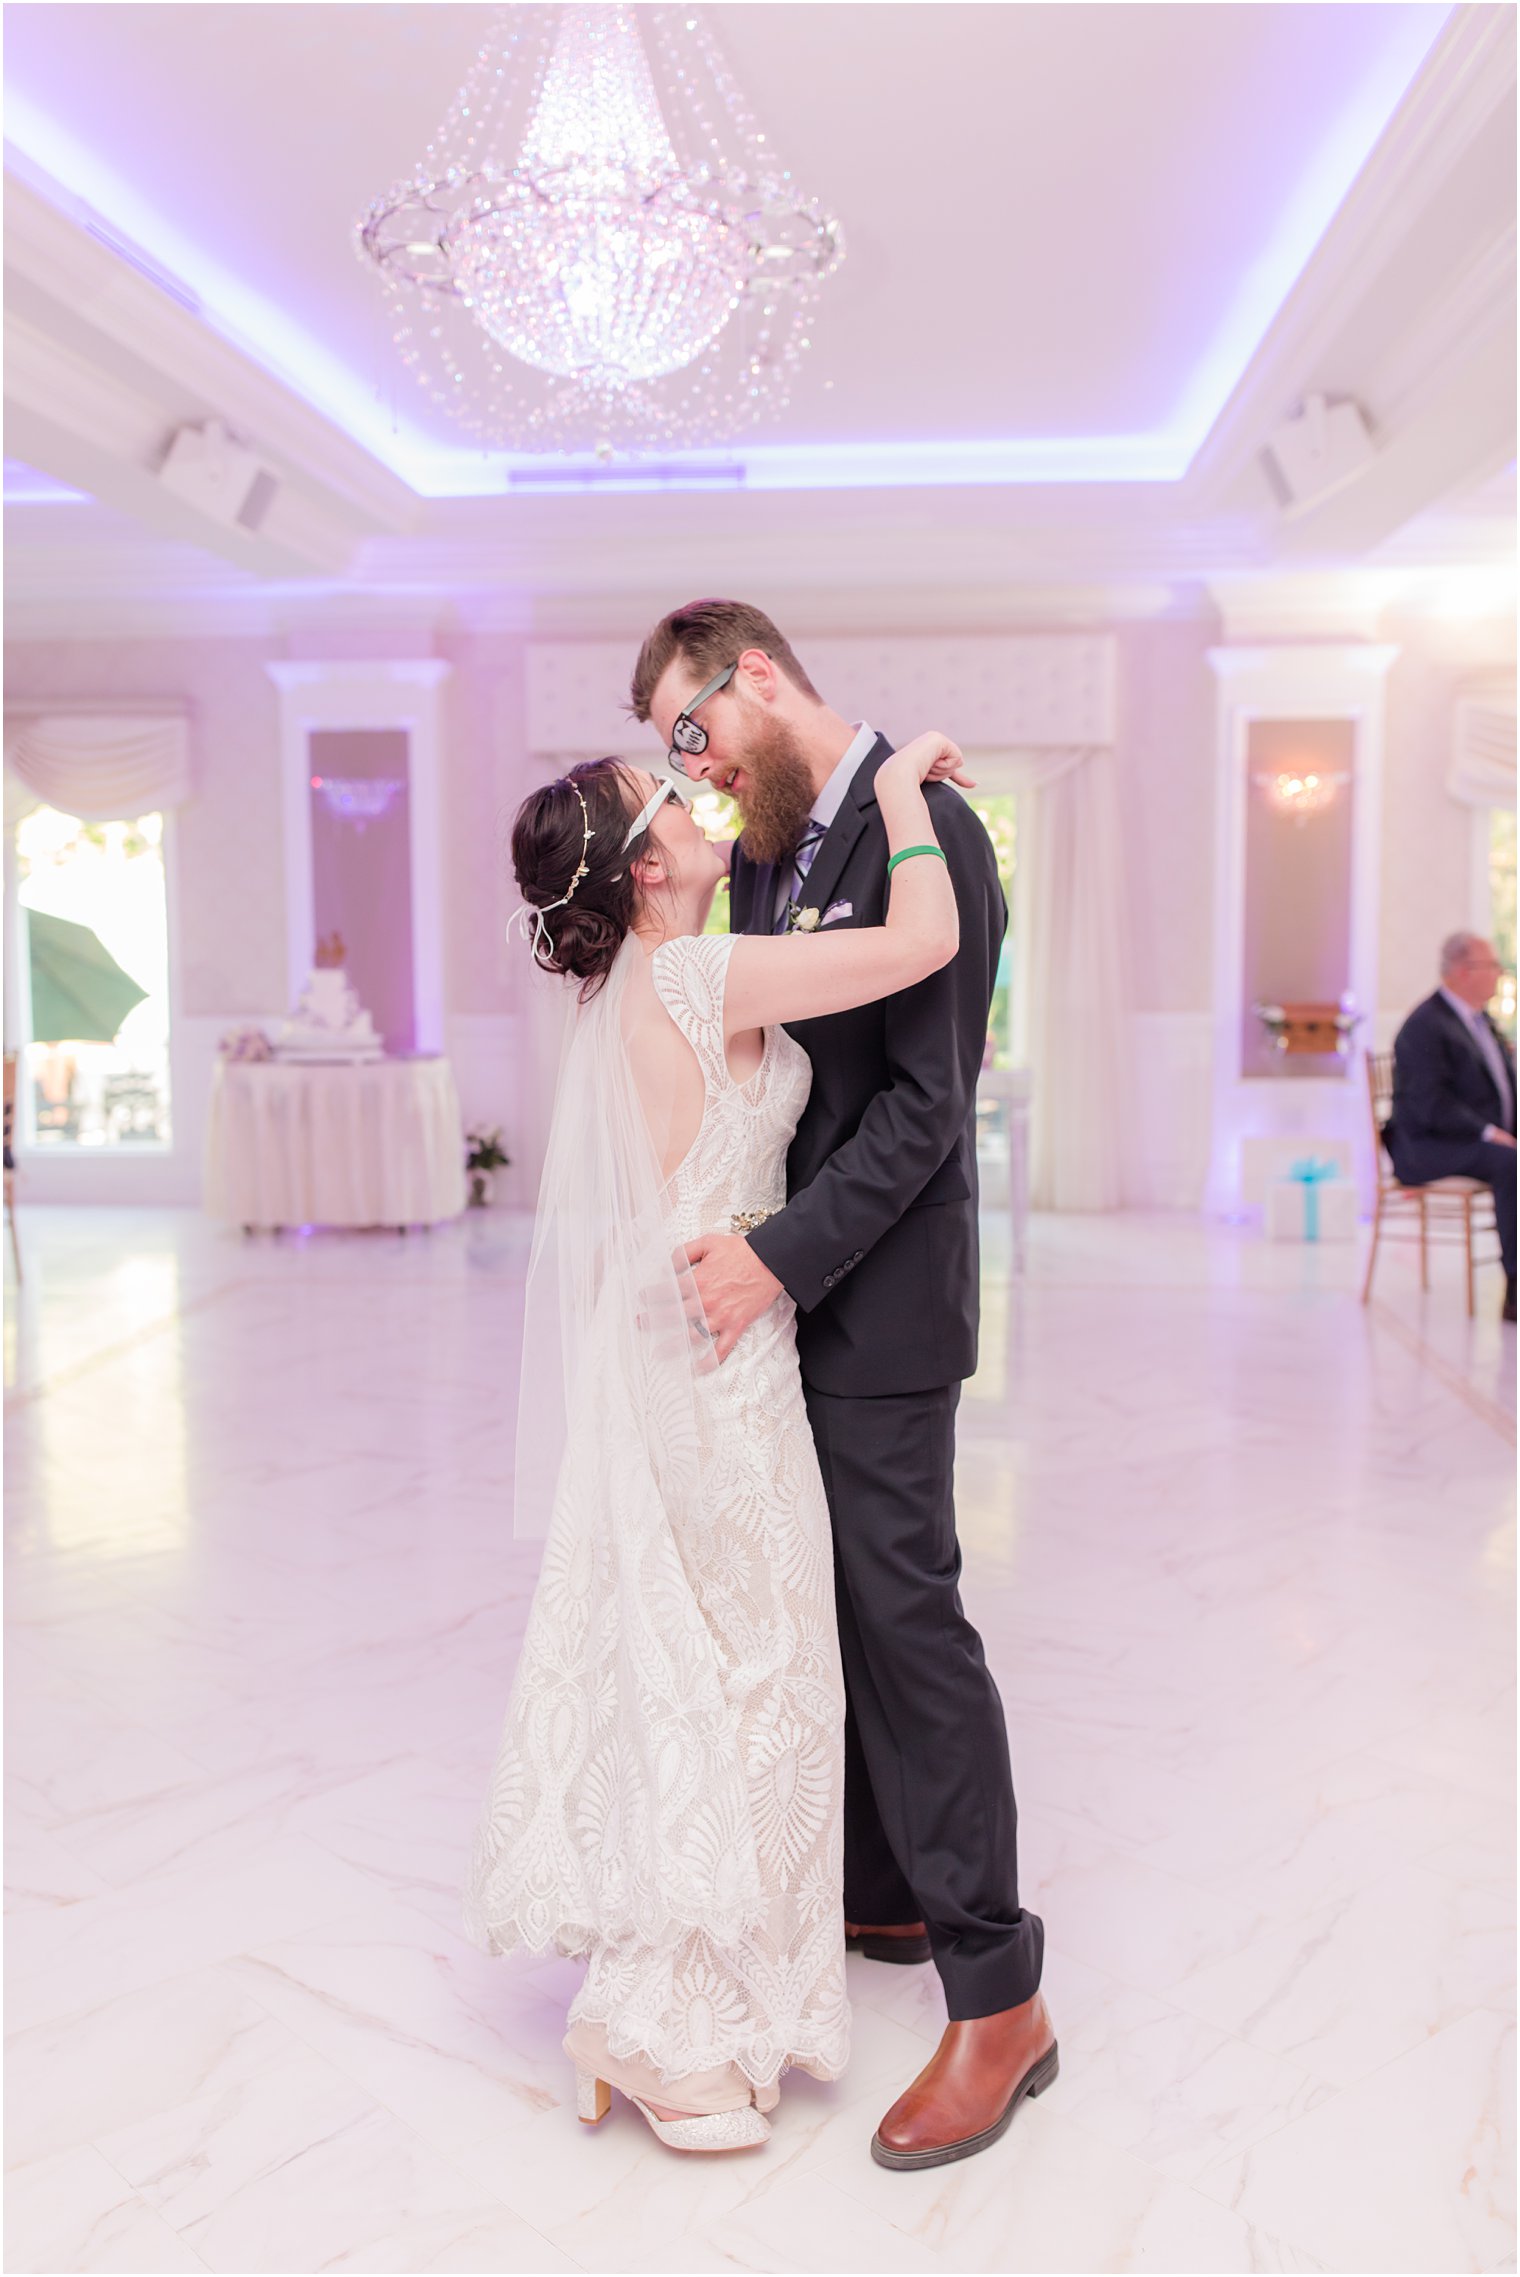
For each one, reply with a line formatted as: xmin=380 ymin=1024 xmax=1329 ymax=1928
xmin=273 ymin=934 xmax=384 ymax=1063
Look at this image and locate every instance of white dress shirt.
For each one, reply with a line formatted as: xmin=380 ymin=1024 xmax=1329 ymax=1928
xmin=771 ymin=722 xmax=878 ymax=927
xmin=1439 ymin=986 xmax=1515 ymax=1139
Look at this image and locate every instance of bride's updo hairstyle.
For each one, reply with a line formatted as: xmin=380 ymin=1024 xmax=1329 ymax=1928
xmin=510 ymin=757 xmax=648 ymax=999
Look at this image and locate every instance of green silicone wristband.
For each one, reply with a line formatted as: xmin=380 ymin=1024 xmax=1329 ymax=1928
xmin=887 ymin=844 xmax=949 ymax=876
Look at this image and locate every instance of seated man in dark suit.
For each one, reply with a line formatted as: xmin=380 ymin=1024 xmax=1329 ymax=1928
xmin=1386 ymin=931 xmax=1516 ymax=1321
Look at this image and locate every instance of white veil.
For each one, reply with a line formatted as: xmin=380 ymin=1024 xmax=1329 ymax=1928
xmin=467 ymin=931 xmax=768 ymax=1954
xmin=512 ymin=929 xmax=707 ymax=1545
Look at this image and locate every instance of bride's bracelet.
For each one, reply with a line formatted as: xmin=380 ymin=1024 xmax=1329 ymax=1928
xmin=887 ymin=844 xmax=949 ymax=876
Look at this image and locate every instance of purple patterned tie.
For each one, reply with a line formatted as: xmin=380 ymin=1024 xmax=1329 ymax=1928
xmin=775 ymin=818 xmax=828 ymax=933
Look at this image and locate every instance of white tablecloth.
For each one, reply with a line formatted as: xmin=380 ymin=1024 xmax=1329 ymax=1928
xmin=205 ymin=1057 xmax=467 ymax=1229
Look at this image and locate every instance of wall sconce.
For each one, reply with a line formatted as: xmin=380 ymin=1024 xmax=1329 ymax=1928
xmin=1252 ymin=769 xmax=1350 ymax=824
xmin=310 ymin=775 xmax=406 ymax=829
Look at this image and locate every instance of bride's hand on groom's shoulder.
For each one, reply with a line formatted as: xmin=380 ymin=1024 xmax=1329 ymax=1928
xmin=887 ymin=732 xmax=977 ymax=792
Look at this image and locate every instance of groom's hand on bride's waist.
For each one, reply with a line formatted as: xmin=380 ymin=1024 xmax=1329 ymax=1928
xmin=679 ymin=1232 xmax=784 ymax=1363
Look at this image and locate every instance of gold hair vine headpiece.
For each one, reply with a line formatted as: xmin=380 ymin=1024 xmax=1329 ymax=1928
xmin=509 ymin=779 xmax=596 ymax=967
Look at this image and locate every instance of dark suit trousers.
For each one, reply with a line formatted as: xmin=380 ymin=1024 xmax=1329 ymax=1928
xmin=803 ymin=1380 xmax=1044 ymax=2020
xmin=1392 ymin=1136 xmax=1517 ymax=1280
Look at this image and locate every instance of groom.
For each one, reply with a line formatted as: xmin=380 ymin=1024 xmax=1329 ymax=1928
xmin=630 ymin=599 xmax=1055 ymax=2169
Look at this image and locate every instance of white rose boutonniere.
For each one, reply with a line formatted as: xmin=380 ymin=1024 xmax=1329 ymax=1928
xmin=786 ymin=903 xmax=822 ymax=934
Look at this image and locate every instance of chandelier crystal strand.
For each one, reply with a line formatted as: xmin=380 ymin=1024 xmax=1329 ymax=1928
xmin=457 ymin=8 xmax=751 ymax=390
xmin=642 ymin=6 xmax=829 ymax=425
xmin=356 ymin=3 xmax=843 ymax=453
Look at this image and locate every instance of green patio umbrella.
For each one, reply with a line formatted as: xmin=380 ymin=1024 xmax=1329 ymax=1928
xmin=25 ymin=909 xmax=148 ymax=1044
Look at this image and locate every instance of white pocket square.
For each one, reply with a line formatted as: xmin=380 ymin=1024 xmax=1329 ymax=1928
xmin=821 ymin=900 xmax=853 ymax=925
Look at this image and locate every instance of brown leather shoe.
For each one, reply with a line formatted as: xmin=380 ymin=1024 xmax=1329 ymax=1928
xmin=844 ymin=1918 xmax=932 ymax=1965
xmin=871 ymin=1993 xmax=1058 ymax=2169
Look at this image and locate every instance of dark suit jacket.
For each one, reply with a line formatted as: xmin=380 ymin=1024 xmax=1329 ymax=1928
xmin=1386 ymin=990 xmax=1516 ymax=1173
xmin=729 ymin=736 xmax=1006 ymax=1398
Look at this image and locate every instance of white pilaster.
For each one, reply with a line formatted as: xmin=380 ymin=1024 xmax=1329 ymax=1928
xmin=1205 ymin=641 xmax=1399 ymax=1214
xmin=264 ymin=660 xmax=453 ymax=1052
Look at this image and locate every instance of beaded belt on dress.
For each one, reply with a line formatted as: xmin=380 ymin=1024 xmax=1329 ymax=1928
xmin=730 ymin=1208 xmax=775 ymax=1233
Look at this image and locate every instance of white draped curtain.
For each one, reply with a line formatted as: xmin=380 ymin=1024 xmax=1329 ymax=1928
xmin=3 ymin=712 xmax=192 ymax=826
xmin=991 ymin=743 xmax=1130 ymax=1212
xmin=3 ymin=710 xmax=191 ymax=1054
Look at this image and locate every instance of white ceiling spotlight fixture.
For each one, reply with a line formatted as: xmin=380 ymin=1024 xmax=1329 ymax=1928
xmin=158 ymin=419 xmax=280 ymax=531
xmin=1260 ymin=393 xmax=1376 ymax=516
xmin=355 ymin=3 xmax=844 ymax=456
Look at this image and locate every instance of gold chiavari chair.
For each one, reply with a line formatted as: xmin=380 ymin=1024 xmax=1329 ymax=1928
xmin=1360 ymin=1049 xmax=1502 ymax=1316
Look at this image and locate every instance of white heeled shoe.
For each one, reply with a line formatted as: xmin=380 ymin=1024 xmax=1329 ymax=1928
xmin=575 ymin=2063 xmax=771 ymax=2151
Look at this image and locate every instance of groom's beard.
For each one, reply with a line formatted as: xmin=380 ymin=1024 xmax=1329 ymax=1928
xmin=729 ymin=716 xmax=817 ymax=868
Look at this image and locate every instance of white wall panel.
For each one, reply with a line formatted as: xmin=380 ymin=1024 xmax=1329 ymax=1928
xmin=525 ymin=636 xmax=1116 ymax=755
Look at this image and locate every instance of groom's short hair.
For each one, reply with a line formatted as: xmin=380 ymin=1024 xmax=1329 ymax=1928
xmin=629 ymin=599 xmax=820 ymax=722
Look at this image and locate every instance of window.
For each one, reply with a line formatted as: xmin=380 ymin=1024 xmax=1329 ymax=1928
xmin=1489 ymin=807 xmax=1517 ymax=1040
xmin=696 ymin=785 xmax=1018 ymax=1062
xmin=698 ymin=787 xmax=742 ymax=937
xmin=13 ymin=805 xmax=172 ymax=1148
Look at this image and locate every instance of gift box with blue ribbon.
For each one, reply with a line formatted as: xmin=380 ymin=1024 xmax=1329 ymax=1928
xmin=1265 ymin=1156 xmax=1358 ymax=1243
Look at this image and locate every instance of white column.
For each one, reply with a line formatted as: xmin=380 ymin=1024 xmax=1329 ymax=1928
xmin=1205 ymin=641 xmax=1398 ymax=1215
xmin=265 ymin=660 xmax=453 ymax=1052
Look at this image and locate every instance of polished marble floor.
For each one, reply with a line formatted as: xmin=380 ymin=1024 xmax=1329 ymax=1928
xmin=4 ymin=1203 xmax=1514 ymax=2275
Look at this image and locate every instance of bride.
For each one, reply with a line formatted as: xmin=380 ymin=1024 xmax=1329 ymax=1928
xmin=462 ymin=730 xmax=972 ymax=2152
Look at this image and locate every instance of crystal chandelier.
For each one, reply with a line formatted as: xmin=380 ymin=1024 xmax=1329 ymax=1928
xmin=356 ymin=5 xmax=844 ymax=453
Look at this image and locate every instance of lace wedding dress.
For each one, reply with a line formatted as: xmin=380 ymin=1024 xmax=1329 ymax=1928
xmin=463 ymin=932 xmax=850 ymax=2098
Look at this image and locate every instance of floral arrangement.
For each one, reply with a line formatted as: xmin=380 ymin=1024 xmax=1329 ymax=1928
xmin=219 ymin=1027 xmax=272 ymax=1061
xmin=465 ymin=1124 xmax=511 ymax=1207
xmin=465 ymin=1125 xmax=511 ymax=1174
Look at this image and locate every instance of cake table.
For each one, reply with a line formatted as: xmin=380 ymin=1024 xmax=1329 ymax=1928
xmin=205 ymin=1054 xmax=467 ymax=1231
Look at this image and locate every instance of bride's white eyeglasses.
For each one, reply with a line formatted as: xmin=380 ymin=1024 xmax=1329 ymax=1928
xmin=621 ymin=778 xmax=682 ymax=852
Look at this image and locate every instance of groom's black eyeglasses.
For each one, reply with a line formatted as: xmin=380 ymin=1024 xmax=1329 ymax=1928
xmin=666 ymin=663 xmax=737 ymax=777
